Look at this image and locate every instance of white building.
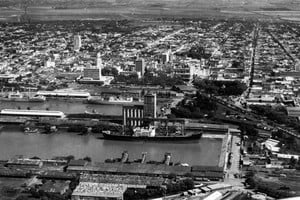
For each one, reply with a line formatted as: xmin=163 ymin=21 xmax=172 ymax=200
xmin=74 ymin=35 xmax=82 ymax=52
xmin=44 ymin=58 xmax=55 ymax=68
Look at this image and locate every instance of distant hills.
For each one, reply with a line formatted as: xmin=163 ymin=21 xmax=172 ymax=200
xmin=0 ymin=0 xmax=299 ymax=10
xmin=0 ymin=0 xmax=300 ymax=21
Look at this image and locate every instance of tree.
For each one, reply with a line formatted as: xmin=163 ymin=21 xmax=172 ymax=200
xmin=66 ymin=155 xmax=75 ymax=162
xmin=168 ymin=173 xmax=177 ymax=180
xmin=289 ymin=156 xmax=297 ymax=168
xmin=240 ymin=124 xmax=258 ymax=139
xmin=83 ymin=156 xmax=92 ymax=162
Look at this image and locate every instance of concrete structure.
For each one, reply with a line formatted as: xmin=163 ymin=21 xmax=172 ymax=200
xmin=144 ymin=93 xmax=157 ymax=118
xmin=135 ymin=58 xmax=145 ymax=77
xmin=72 ymin=182 xmax=127 ymax=200
xmin=123 ymin=105 xmax=144 ymax=126
xmin=74 ymin=35 xmax=82 ymax=51
xmin=122 ymin=93 xmax=157 ymax=126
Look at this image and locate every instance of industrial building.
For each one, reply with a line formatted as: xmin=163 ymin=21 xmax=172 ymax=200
xmin=123 ymin=93 xmax=157 ymax=126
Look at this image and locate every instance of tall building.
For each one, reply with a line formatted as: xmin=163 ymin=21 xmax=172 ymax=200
xmin=96 ymin=52 xmax=103 ymax=69
xmin=83 ymin=53 xmax=102 ymax=80
xmin=144 ymin=93 xmax=157 ymax=118
xmin=162 ymin=49 xmax=172 ymax=64
xmin=295 ymin=61 xmax=300 ymax=72
xmin=174 ymin=64 xmax=195 ymax=82
xmin=74 ymin=35 xmax=82 ymax=52
xmin=135 ymin=58 xmax=145 ymax=77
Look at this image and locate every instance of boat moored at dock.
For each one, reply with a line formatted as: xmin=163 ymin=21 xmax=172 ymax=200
xmin=102 ymin=126 xmax=202 ymax=141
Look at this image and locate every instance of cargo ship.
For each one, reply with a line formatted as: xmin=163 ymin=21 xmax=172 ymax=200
xmin=85 ymin=96 xmax=142 ymax=105
xmin=102 ymin=126 xmax=202 ymax=141
xmin=0 ymin=92 xmax=46 ymax=102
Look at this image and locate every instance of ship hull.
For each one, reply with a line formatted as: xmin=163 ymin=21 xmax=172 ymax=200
xmin=102 ymin=132 xmax=202 ymax=141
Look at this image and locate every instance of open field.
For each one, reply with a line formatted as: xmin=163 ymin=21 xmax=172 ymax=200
xmin=0 ymin=0 xmax=299 ymax=21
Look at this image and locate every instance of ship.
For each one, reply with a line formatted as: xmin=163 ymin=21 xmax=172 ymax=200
xmin=0 ymin=92 xmax=46 ymax=102
xmin=101 ymin=126 xmax=202 ymax=141
xmin=85 ymin=96 xmax=143 ymax=105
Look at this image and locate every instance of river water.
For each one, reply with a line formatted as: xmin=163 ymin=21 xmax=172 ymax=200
xmin=0 ymin=100 xmax=223 ymax=166
xmin=0 ymin=127 xmax=222 ymax=166
xmin=0 ymin=100 xmax=122 ymax=115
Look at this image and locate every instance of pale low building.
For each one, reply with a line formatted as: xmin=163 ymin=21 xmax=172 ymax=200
xmin=44 ymin=58 xmax=55 ymax=68
xmin=74 ymin=35 xmax=82 ymax=52
xmin=72 ymin=182 xmax=127 ymax=200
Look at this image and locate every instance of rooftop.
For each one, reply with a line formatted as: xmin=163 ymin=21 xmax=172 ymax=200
xmin=72 ymin=182 xmax=127 ymax=198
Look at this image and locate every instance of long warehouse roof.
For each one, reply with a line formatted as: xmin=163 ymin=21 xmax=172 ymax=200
xmin=0 ymin=109 xmax=64 ymax=117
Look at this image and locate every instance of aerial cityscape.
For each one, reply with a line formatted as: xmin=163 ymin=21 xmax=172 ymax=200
xmin=0 ymin=0 xmax=300 ymax=200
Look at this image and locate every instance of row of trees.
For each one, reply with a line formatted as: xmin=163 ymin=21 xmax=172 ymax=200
xmin=176 ymin=45 xmax=211 ymax=60
xmin=249 ymin=105 xmax=288 ymax=124
xmin=171 ymin=92 xmax=217 ymax=118
xmin=194 ymin=79 xmax=247 ymax=96
xmin=113 ymin=71 xmax=184 ymax=87
xmin=246 ymin=174 xmax=297 ymax=199
xmin=250 ymin=105 xmax=300 ymax=134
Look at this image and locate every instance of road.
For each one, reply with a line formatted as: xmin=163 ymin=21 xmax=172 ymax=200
xmin=224 ymin=135 xmax=244 ymax=187
xmin=246 ymin=23 xmax=260 ymax=98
